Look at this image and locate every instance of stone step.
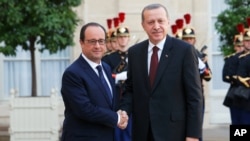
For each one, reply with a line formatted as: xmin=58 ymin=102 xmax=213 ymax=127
xmin=0 ymin=132 xmax=9 ymax=141
xmin=0 ymin=126 xmax=9 ymax=141
xmin=0 ymin=136 xmax=9 ymax=141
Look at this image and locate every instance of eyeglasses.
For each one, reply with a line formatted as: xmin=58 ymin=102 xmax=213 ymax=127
xmin=85 ymin=39 xmax=106 ymax=45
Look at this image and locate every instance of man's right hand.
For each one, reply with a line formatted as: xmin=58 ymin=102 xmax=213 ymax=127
xmin=117 ymin=110 xmax=128 ymax=129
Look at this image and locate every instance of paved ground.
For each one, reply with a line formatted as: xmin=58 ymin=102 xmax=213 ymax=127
xmin=0 ymin=125 xmax=230 ymax=141
xmin=203 ymin=125 xmax=229 ymax=141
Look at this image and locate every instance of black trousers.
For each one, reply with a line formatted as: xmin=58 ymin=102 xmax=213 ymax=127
xmin=147 ymin=124 xmax=154 ymax=141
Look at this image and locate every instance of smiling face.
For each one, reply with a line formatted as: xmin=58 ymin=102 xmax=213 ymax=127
xmin=141 ymin=7 xmax=169 ymax=45
xmin=80 ymin=26 xmax=106 ymax=64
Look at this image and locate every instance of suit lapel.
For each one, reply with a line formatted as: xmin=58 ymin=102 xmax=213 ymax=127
xmin=139 ymin=41 xmax=152 ymax=91
xmin=78 ymin=56 xmax=113 ymax=107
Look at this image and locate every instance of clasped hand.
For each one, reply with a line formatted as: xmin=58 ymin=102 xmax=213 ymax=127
xmin=117 ymin=110 xmax=128 ymax=130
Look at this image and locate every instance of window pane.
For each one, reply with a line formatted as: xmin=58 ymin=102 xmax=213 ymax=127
xmin=3 ymin=46 xmax=71 ymax=97
xmin=211 ymin=1 xmax=228 ymax=90
xmin=41 ymin=60 xmax=69 ymax=96
xmin=211 ymin=55 xmax=229 ymax=89
xmin=3 ymin=47 xmax=31 ymax=97
xmin=211 ymin=18 xmax=221 ymax=52
xmin=40 ymin=48 xmax=70 ymax=96
xmin=211 ymin=0 xmax=228 ymax=15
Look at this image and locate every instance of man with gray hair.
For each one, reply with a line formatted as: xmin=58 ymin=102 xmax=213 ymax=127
xmin=119 ymin=3 xmax=203 ymax=141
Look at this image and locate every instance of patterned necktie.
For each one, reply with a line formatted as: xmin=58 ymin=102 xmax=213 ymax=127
xmin=149 ymin=46 xmax=159 ymax=87
xmin=96 ymin=65 xmax=113 ymax=103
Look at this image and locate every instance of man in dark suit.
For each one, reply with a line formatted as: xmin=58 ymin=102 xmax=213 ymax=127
xmin=60 ymin=22 xmax=128 ymax=141
xmin=119 ymin=3 xmax=203 ymax=141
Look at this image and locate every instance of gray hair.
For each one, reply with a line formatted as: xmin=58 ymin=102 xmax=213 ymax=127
xmin=141 ymin=3 xmax=169 ymax=21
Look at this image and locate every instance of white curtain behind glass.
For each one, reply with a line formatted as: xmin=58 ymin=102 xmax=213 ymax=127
xmin=40 ymin=48 xmax=70 ymax=96
xmin=3 ymin=46 xmax=70 ymax=97
xmin=4 ymin=46 xmax=31 ymax=97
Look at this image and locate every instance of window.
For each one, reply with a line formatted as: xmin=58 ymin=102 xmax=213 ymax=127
xmin=1 ymin=46 xmax=71 ymax=98
xmin=211 ymin=0 xmax=230 ymax=90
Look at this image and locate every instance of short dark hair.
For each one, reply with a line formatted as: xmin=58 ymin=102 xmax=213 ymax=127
xmin=141 ymin=3 xmax=169 ymax=22
xmin=79 ymin=22 xmax=107 ymax=41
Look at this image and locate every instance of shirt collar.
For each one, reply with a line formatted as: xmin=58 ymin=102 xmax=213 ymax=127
xmin=81 ymin=53 xmax=101 ymax=69
xmin=148 ymin=36 xmax=166 ymax=51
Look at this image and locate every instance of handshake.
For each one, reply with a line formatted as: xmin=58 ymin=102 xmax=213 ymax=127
xmin=117 ymin=110 xmax=129 ymax=130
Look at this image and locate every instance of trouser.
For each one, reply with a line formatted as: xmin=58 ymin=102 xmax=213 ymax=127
xmin=230 ymin=107 xmax=250 ymax=125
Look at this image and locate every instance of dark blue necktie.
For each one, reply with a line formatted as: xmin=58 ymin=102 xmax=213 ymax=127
xmin=96 ymin=65 xmax=113 ymax=103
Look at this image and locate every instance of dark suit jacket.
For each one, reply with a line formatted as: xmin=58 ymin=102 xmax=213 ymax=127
xmin=120 ymin=35 xmax=203 ymax=141
xmin=61 ymin=55 xmax=119 ymax=141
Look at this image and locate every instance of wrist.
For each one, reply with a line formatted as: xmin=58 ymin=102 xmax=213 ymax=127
xmin=112 ymin=74 xmax=116 ymax=78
